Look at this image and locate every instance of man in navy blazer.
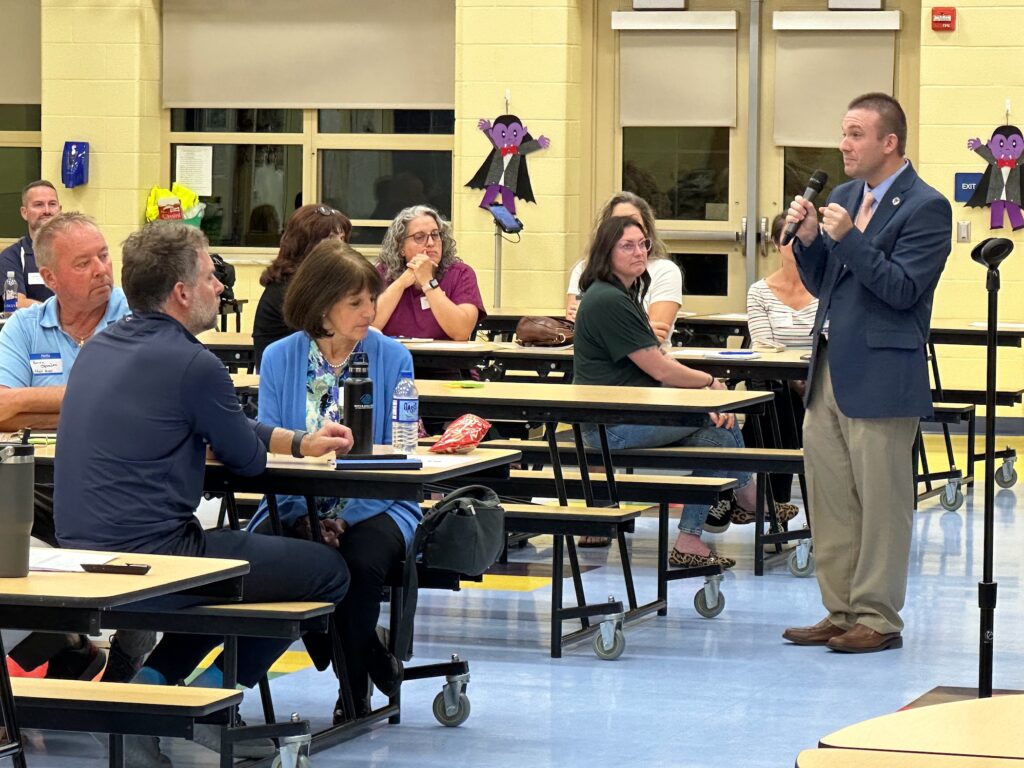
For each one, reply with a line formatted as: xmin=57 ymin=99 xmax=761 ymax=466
xmin=782 ymin=93 xmax=952 ymax=653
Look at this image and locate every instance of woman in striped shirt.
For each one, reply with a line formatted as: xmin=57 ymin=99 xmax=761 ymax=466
xmin=746 ymin=214 xmax=818 ymax=348
xmin=740 ymin=213 xmax=817 ymax=512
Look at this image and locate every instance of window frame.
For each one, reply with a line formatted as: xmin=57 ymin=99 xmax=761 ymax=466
xmin=0 ymin=124 xmax=42 ymax=246
xmin=162 ymin=108 xmax=455 ymax=260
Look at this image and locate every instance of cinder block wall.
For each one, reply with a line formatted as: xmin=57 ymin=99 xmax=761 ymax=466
xmin=453 ymin=0 xmax=586 ymax=310
xmin=40 ymin=0 xmax=161 ymax=279
xmin=918 ymin=0 xmax=1024 ymax=416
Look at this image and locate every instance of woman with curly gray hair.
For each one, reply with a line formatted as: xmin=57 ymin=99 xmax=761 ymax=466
xmin=373 ymin=205 xmax=485 ymax=340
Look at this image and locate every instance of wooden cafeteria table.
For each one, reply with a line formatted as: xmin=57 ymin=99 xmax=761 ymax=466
xmin=818 ymin=694 xmax=1024 ymax=760
xmin=416 ymin=378 xmax=773 ymax=643
xmin=32 ymin=442 xmax=520 ymax=507
xmin=796 ymin=749 xmax=1021 ymax=767
xmin=402 ymin=341 xmax=813 ymax=383
xmin=31 ymin=443 xmax=521 ymax=754
xmin=199 ymin=445 xmax=521 ymax=752
xmin=197 ymin=329 xmax=255 ymax=372
xmin=0 ymin=551 xmax=248 ymax=768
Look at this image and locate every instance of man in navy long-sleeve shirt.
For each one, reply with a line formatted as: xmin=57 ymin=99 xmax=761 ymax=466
xmin=54 ymin=222 xmax=352 ymax=766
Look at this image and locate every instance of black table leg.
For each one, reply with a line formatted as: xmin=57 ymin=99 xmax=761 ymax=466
xmin=0 ymin=631 xmax=27 ymax=768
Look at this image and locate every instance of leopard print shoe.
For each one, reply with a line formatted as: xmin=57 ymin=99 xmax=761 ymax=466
xmin=668 ymin=549 xmax=736 ymax=570
xmin=730 ymin=502 xmax=799 ymax=526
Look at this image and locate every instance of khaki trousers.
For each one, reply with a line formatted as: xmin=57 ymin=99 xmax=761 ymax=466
xmin=804 ymin=354 xmax=919 ymax=634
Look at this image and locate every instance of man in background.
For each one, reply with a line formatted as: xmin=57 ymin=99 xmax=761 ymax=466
xmin=0 ymin=180 xmax=61 ymax=308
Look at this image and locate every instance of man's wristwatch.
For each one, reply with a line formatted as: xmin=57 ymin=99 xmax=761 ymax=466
xmin=290 ymin=430 xmax=307 ymax=458
xmin=422 ymin=278 xmax=440 ymax=292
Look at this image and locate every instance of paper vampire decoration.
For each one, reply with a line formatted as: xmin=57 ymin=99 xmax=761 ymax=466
xmin=466 ymin=114 xmax=550 ymax=215
xmin=966 ymin=124 xmax=1024 ymax=231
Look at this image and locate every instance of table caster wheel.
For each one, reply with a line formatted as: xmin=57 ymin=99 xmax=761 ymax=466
xmin=940 ymin=485 xmax=964 ymax=511
xmin=788 ymin=547 xmax=815 ymax=578
xmin=433 ymin=690 xmax=471 ymax=727
xmin=996 ymin=464 xmax=1017 ymax=489
xmin=271 ymin=755 xmax=312 ymax=768
xmin=694 ymin=588 xmax=725 ymax=618
xmin=593 ymin=627 xmax=626 ymax=660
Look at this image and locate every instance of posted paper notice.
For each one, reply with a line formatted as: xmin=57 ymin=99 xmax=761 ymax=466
xmin=175 ymin=145 xmax=213 ymax=196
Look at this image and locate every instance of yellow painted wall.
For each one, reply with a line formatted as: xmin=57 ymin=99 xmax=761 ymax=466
xmin=454 ymin=0 xmax=587 ymax=310
xmin=918 ymin=0 xmax=1024 ymax=416
xmin=23 ymin=1 xmax=1023 ymax=414
xmin=39 ymin=0 xmax=161 ymax=279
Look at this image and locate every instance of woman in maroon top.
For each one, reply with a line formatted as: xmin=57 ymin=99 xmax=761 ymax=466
xmin=373 ymin=205 xmax=486 ymax=340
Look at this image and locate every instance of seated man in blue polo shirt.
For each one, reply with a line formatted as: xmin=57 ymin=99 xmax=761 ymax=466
xmin=0 ymin=180 xmax=61 ymax=308
xmin=54 ymin=221 xmax=352 ymax=767
xmin=0 ymin=211 xmax=127 ymax=434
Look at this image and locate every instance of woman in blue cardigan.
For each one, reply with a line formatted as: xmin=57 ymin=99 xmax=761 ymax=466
xmin=256 ymin=240 xmax=420 ymax=720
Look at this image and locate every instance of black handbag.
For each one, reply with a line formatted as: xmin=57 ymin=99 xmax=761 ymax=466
xmin=394 ymin=486 xmax=505 ymax=659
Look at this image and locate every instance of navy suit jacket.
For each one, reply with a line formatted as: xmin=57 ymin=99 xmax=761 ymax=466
xmin=794 ymin=162 xmax=952 ymax=419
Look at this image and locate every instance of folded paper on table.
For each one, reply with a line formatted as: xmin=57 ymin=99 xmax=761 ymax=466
xmin=702 ymin=350 xmax=760 ymax=360
xmin=30 ymin=550 xmax=114 ymax=573
xmin=969 ymin=321 xmax=1024 ymax=329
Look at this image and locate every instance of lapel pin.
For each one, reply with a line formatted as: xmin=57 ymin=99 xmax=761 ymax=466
xmin=892 ymin=196 xmax=901 ymax=206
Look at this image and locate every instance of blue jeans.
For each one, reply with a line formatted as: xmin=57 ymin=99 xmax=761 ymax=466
xmin=581 ymin=422 xmax=751 ymax=535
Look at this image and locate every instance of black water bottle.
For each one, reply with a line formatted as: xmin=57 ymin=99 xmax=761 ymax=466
xmin=343 ymin=352 xmax=374 ymax=455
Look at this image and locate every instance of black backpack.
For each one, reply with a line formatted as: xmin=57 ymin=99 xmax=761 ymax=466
xmin=211 ymin=253 xmax=236 ymax=300
xmin=394 ymin=485 xmax=505 ymax=659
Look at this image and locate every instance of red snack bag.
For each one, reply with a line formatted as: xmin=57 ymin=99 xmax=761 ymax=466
xmin=429 ymin=413 xmax=492 ymax=454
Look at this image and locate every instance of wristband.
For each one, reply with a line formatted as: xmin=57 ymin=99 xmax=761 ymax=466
xmin=706 ymin=373 xmax=715 ymax=388
xmin=290 ymin=430 xmax=307 ymax=458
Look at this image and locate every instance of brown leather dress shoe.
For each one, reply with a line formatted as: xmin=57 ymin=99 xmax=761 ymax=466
xmin=782 ymin=618 xmax=847 ymax=646
xmin=826 ymin=623 xmax=902 ymax=653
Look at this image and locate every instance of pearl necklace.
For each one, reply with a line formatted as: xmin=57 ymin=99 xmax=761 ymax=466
xmin=320 ymin=347 xmax=353 ymax=372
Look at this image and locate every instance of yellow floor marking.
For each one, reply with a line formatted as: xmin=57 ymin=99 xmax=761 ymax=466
xmin=190 ymin=649 xmax=313 ymax=680
xmin=459 ymin=574 xmax=550 ymax=592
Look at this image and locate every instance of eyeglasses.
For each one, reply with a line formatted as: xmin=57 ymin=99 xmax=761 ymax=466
xmin=315 ymin=205 xmax=340 ymax=216
xmin=405 ymin=230 xmax=442 ymax=246
xmin=615 ymin=238 xmax=652 ymax=254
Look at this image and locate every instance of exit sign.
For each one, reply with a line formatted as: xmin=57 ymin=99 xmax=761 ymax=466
xmin=955 ymin=172 xmax=983 ymax=202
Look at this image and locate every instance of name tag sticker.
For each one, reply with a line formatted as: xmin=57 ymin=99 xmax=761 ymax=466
xmin=420 ymin=296 xmax=431 ymax=310
xmin=30 ymin=352 xmax=63 ymax=375
xmin=27 ymin=272 xmax=45 ymax=285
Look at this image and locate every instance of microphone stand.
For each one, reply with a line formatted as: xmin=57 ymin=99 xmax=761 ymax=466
xmin=970 ymin=237 xmax=1014 ymax=698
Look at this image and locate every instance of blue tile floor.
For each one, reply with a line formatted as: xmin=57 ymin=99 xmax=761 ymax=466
xmin=13 ymin=458 xmax=1024 ymax=767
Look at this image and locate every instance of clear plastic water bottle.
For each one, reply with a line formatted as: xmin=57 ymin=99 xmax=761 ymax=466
xmin=3 ymin=271 xmax=16 ymax=318
xmin=391 ymin=372 xmax=419 ymax=455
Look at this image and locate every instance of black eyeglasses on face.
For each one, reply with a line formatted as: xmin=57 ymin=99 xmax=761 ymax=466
xmin=404 ymin=230 xmax=442 ymax=246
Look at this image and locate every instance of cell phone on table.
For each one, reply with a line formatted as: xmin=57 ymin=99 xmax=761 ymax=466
xmin=82 ymin=563 xmax=151 ymax=575
xmin=488 ymin=204 xmax=524 ymax=234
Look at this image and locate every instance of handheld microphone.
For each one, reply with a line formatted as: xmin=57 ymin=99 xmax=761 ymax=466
xmin=781 ymin=169 xmax=829 ymax=246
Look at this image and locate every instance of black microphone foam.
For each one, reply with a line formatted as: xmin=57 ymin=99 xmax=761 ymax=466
xmin=781 ymin=169 xmax=829 ymax=246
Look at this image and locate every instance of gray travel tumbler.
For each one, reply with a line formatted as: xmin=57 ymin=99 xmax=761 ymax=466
xmin=0 ymin=444 xmax=34 ymax=577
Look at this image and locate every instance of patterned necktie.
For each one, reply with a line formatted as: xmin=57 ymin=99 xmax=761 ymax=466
xmin=855 ymin=191 xmax=875 ymax=231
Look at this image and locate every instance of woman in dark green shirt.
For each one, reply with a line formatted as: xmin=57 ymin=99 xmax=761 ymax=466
xmin=574 ymin=216 xmax=758 ymax=569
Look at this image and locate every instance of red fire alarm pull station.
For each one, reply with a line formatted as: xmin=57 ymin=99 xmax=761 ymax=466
xmin=932 ymin=7 xmax=956 ymax=31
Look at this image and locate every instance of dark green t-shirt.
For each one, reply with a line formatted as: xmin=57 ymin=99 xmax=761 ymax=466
xmin=573 ymin=279 xmax=660 ymax=387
